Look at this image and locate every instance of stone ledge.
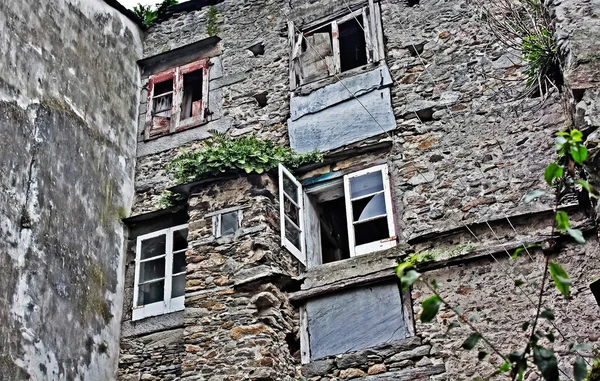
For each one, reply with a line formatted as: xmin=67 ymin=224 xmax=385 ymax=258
xmin=353 ymin=364 xmax=446 ymax=380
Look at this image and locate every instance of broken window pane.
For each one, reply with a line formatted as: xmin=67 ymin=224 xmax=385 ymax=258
xmin=152 ymin=79 xmax=173 ymax=118
xmin=221 ymin=211 xmax=239 ymax=237
xmin=339 ymin=15 xmax=367 ymax=72
xmin=140 ymin=235 xmax=166 ymax=260
xmin=306 ymin=282 xmax=406 ymax=360
xmin=354 ymin=192 xmax=387 ymax=221
xmin=171 ymin=274 xmax=185 ymax=298
xmin=139 ymin=257 xmax=166 ymax=283
xmin=137 ymin=280 xmax=164 ymax=306
xmin=182 ymin=71 xmax=203 ymax=120
xmin=349 ymin=171 xmax=384 ymax=199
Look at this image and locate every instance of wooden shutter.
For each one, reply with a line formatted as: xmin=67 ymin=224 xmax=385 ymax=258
xmin=298 ymin=32 xmax=334 ymax=85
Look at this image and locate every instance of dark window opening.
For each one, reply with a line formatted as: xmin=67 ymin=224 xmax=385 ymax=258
xmin=339 ymin=16 xmax=367 ymax=72
xmin=407 ymin=0 xmax=419 ymax=6
xmin=591 ymin=279 xmax=600 ymax=307
xmin=182 ymin=71 xmax=203 ymax=120
xmin=318 ymin=197 xmax=350 ymax=264
xmin=152 ymin=79 xmax=173 ymax=118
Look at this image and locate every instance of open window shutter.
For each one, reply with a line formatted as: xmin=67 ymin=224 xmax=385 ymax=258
xmin=299 ymin=32 xmax=333 ymax=85
xmin=279 ymin=163 xmax=306 ymax=265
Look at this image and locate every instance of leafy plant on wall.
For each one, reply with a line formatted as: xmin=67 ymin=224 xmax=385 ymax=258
xmin=133 ymin=0 xmax=178 ymax=26
xmin=481 ymin=0 xmax=562 ymax=97
xmin=168 ymin=132 xmax=322 ymax=184
xmin=397 ymin=129 xmax=597 ymax=380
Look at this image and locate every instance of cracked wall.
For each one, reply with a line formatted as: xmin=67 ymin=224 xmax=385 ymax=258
xmin=0 ymin=0 xmax=143 ymax=379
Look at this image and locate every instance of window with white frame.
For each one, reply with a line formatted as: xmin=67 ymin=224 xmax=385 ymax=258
xmin=279 ymin=163 xmax=396 ymax=267
xmin=132 ymin=225 xmax=188 ymax=321
xmin=289 ymin=2 xmax=385 ymax=88
xmin=212 ymin=209 xmax=243 ymax=238
xmin=145 ymin=58 xmax=210 ymax=140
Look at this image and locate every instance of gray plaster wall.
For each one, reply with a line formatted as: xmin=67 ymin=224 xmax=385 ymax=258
xmin=0 ymin=0 xmax=143 ymax=379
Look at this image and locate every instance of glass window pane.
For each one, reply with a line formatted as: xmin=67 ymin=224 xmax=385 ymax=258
xmin=284 ymin=198 xmax=300 ymax=226
xmin=172 ymin=274 xmax=186 ymax=298
xmin=283 ymin=175 xmax=299 ymax=203
xmin=140 ymin=235 xmax=166 ymax=260
xmin=354 ymin=217 xmax=389 ymax=246
xmin=221 ymin=211 xmax=239 ymax=237
xmin=285 ymin=222 xmax=301 ymax=250
xmin=139 ymin=257 xmax=166 ymax=283
xmin=173 ymin=228 xmax=188 ymax=252
xmin=349 ymin=171 xmax=384 ymax=199
xmin=353 ymin=193 xmax=387 ymax=222
xmin=172 ymin=252 xmax=186 ymax=274
xmin=137 ymin=280 xmax=164 ymax=306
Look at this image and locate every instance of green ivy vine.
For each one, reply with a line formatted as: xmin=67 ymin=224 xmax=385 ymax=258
xmin=167 ymin=132 xmax=322 ymax=185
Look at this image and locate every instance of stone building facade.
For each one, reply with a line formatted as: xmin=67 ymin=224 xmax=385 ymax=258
xmin=2 ymin=0 xmax=600 ymax=380
xmin=116 ymin=0 xmax=600 ymax=380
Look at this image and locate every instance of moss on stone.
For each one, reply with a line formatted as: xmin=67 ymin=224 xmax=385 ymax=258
xmin=409 ymin=244 xmax=476 ymax=264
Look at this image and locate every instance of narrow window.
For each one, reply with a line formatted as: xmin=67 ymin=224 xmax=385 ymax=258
xmin=133 ymin=225 xmax=188 ymax=321
xmin=279 ymin=164 xmax=306 ymax=265
xmin=212 ymin=210 xmax=242 ymax=238
xmin=182 ymin=71 xmax=203 ymax=120
xmin=149 ymin=78 xmax=174 ymax=137
xmin=338 ymin=15 xmax=367 ymax=72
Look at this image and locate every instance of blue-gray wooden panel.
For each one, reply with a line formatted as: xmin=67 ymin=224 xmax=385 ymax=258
xmin=288 ymin=88 xmax=395 ymax=153
xmin=306 ymin=281 xmax=406 ymax=360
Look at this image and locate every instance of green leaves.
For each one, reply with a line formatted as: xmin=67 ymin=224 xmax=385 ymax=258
xmin=395 ymin=262 xmax=421 ymax=291
xmin=544 ymin=163 xmax=563 ymax=186
xmin=555 ymin=211 xmax=570 ymax=232
xmin=575 ymin=179 xmax=599 ymax=198
xmin=420 ymin=295 xmax=442 ymax=323
xmin=570 ymin=145 xmax=588 ymax=164
xmin=168 ymin=134 xmax=322 ymax=184
xmin=461 ymin=333 xmax=481 ymax=350
xmin=533 ymin=345 xmax=559 ymax=381
xmin=512 ymin=243 xmax=542 ymax=259
xmin=549 ymin=262 xmax=571 ymax=296
xmin=573 ymin=357 xmax=588 ymax=381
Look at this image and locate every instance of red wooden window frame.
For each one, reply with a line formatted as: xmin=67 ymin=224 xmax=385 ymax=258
xmin=145 ymin=58 xmax=210 ymax=140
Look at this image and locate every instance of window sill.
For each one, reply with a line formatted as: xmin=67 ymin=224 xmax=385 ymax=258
xmin=132 ymin=296 xmax=184 ymax=321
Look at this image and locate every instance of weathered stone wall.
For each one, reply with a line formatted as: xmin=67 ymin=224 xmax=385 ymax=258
xmin=181 ymin=174 xmax=300 ymax=380
xmin=0 ymin=0 xmax=143 ymax=379
xmin=133 ymin=0 xmax=293 ymax=215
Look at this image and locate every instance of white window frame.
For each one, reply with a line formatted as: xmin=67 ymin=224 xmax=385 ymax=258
xmin=344 ymin=164 xmax=396 ymax=257
xmin=288 ymin=1 xmax=385 ymax=89
xmin=279 ymin=164 xmax=306 ymax=265
xmin=132 ymin=224 xmax=188 ymax=321
xmin=212 ymin=209 xmax=243 ymax=238
xmin=279 ymin=164 xmax=396 ymax=267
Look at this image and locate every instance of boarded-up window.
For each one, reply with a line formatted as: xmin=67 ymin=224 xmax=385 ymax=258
xmin=289 ymin=2 xmax=385 ymax=89
xmin=145 ymin=58 xmax=210 ymax=140
xmin=304 ymin=282 xmax=407 ymax=360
